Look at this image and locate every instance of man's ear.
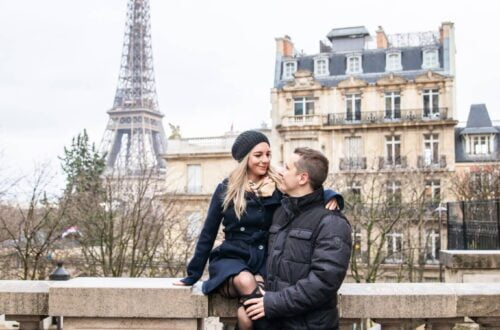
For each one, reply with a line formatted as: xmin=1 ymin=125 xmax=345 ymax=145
xmin=298 ymin=172 xmax=309 ymax=186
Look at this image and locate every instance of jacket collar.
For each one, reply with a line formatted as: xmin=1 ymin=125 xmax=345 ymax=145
xmin=281 ymin=187 xmax=324 ymax=219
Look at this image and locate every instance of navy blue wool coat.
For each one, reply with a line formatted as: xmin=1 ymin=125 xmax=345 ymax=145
xmin=180 ymin=179 xmax=343 ymax=294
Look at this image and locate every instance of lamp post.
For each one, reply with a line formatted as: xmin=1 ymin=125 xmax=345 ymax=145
xmin=434 ymin=203 xmax=447 ymax=282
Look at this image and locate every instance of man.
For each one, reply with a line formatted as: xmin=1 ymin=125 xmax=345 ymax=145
xmin=244 ymin=147 xmax=352 ymax=330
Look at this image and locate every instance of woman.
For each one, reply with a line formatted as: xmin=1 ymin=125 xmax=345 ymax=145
xmin=175 ymin=130 xmax=342 ymax=329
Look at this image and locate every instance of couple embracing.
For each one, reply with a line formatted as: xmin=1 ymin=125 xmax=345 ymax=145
xmin=175 ymin=130 xmax=352 ymax=330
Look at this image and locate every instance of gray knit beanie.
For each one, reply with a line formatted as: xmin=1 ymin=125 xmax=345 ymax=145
xmin=231 ymin=130 xmax=270 ymax=162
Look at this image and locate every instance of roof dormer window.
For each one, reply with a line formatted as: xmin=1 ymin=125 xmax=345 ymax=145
xmin=314 ymin=56 xmax=329 ymax=77
xmin=346 ymin=54 xmax=362 ymax=74
xmin=283 ymin=60 xmax=297 ymax=80
xmin=386 ymin=51 xmax=402 ymax=72
xmin=422 ymin=48 xmax=439 ymax=69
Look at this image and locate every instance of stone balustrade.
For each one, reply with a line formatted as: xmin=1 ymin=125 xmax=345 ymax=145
xmin=1 ymin=278 xmax=499 ymax=330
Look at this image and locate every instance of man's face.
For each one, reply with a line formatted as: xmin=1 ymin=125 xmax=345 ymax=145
xmin=279 ymin=153 xmax=308 ymax=195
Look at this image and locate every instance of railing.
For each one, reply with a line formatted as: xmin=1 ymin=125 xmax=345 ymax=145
xmin=1 ymin=278 xmax=500 ymax=329
xmin=325 ymin=108 xmax=449 ymax=126
xmin=281 ymin=114 xmax=323 ymax=126
xmin=378 ymin=156 xmax=408 ymax=169
xmin=417 ymin=155 xmax=447 ymax=169
xmin=339 ymin=157 xmax=367 ymax=171
xmin=447 ymin=200 xmax=500 ymax=250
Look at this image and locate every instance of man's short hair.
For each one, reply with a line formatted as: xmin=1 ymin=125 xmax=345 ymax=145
xmin=293 ymin=147 xmax=329 ymax=190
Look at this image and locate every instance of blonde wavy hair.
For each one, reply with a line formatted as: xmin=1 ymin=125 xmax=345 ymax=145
xmin=222 ymin=152 xmax=281 ymax=219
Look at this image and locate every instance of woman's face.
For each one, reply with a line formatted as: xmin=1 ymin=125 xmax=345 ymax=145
xmin=247 ymin=142 xmax=271 ymax=180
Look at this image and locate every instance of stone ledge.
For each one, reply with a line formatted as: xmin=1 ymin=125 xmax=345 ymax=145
xmin=49 ymin=278 xmax=208 ymax=319
xmin=0 ymin=281 xmax=50 ymax=316
xmin=440 ymin=250 xmax=500 ymax=269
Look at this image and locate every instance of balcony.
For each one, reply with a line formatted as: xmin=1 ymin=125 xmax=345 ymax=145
xmin=325 ymin=108 xmax=450 ymax=126
xmin=1 ymin=277 xmax=500 ymax=330
xmin=417 ymin=155 xmax=447 ymax=170
xmin=378 ymin=156 xmax=408 ymax=170
xmin=281 ymin=114 xmax=323 ymax=127
xmin=339 ymin=157 xmax=367 ymax=171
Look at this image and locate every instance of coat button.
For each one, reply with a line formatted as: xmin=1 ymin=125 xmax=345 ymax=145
xmin=240 ymin=227 xmax=245 ymax=232
xmin=258 ymin=245 xmax=264 ymax=250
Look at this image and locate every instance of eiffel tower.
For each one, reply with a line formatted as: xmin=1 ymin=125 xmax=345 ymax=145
xmin=100 ymin=0 xmax=167 ymax=174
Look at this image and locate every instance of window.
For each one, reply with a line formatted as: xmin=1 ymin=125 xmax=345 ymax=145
xmin=283 ymin=61 xmax=297 ymax=80
xmin=424 ymin=134 xmax=439 ymax=166
xmin=348 ymin=181 xmax=362 ymax=200
xmin=423 ymin=89 xmax=440 ymax=118
xmin=386 ymin=52 xmax=402 ymax=71
xmin=353 ymin=228 xmax=363 ymax=261
xmin=469 ymin=135 xmax=492 ymax=155
xmin=385 ymin=92 xmax=401 ymax=120
xmin=344 ymin=137 xmax=363 ymax=168
xmin=187 ymin=164 xmax=201 ymax=193
xmin=294 ymin=97 xmax=314 ymax=117
xmin=385 ymin=135 xmax=401 ymax=166
xmin=345 ymin=94 xmax=361 ymax=121
xmin=425 ymin=180 xmax=441 ymax=203
xmin=314 ymin=57 xmax=329 ymax=76
xmin=425 ymin=230 xmax=440 ymax=264
xmin=386 ymin=180 xmax=401 ymax=204
xmin=386 ymin=233 xmax=403 ymax=263
xmin=422 ymin=49 xmax=439 ymax=69
xmin=186 ymin=212 xmax=202 ymax=239
xmin=346 ymin=55 xmax=362 ymax=74
xmin=471 ymin=171 xmax=492 ymax=191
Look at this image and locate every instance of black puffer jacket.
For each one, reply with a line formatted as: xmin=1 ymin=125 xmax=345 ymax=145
xmin=264 ymin=188 xmax=352 ymax=330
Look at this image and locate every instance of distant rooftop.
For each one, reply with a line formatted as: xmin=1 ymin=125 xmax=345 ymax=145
xmin=326 ymin=26 xmax=369 ymax=40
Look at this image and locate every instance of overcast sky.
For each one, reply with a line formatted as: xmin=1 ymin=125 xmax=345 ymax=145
xmin=0 ymin=0 xmax=499 ymax=187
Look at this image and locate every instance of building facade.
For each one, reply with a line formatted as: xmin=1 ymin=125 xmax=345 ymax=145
xmin=271 ymin=23 xmax=458 ymax=281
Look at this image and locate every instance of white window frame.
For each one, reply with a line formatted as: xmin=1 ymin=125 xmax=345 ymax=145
xmin=423 ymin=134 xmax=439 ymax=166
xmin=314 ymin=56 xmax=329 ymax=77
xmin=187 ymin=164 xmax=202 ymax=193
xmin=283 ymin=60 xmax=297 ymax=80
xmin=385 ymin=135 xmax=401 ymax=166
xmin=425 ymin=179 xmax=441 ymax=202
xmin=387 ymin=180 xmax=401 ymax=203
xmin=345 ymin=93 xmax=361 ymax=121
xmin=385 ymin=51 xmax=402 ymax=72
xmin=346 ymin=54 xmax=362 ymax=74
xmin=423 ymin=89 xmax=440 ymax=118
xmin=385 ymin=91 xmax=401 ymax=120
xmin=469 ymin=135 xmax=492 ymax=155
xmin=422 ymin=48 xmax=439 ymax=69
xmin=425 ymin=230 xmax=440 ymax=264
xmin=186 ymin=211 xmax=202 ymax=239
xmin=345 ymin=136 xmax=363 ymax=168
xmin=293 ymin=97 xmax=315 ymax=117
xmin=386 ymin=232 xmax=403 ymax=263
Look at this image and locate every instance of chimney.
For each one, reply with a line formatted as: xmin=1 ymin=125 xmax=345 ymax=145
xmin=376 ymin=26 xmax=388 ymax=48
xmin=440 ymin=22 xmax=454 ymax=43
xmin=275 ymin=35 xmax=295 ymax=57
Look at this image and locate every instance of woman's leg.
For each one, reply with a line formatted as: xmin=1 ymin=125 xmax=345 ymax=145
xmin=218 ymin=271 xmax=262 ymax=330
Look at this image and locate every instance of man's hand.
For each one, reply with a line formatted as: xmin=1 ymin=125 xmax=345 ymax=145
xmin=325 ymin=198 xmax=339 ymax=210
xmin=243 ymin=297 xmax=265 ymax=320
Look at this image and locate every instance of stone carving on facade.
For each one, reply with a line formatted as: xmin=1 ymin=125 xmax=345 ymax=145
xmin=283 ymin=70 xmax=322 ymax=91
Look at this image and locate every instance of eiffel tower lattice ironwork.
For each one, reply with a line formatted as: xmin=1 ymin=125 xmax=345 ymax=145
xmin=100 ymin=0 xmax=167 ymax=174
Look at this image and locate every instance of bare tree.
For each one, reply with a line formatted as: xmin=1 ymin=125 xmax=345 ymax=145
xmin=64 ymin=168 xmax=176 ymax=277
xmin=0 ymin=165 xmax=67 ymax=280
xmin=450 ymin=164 xmax=500 ymax=201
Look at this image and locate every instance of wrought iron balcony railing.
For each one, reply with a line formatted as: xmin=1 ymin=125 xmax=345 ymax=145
xmin=339 ymin=157 xmax=367 ymax=171
xmin=325 ymin=108 xmax=449 ymax=126
xmin=417 ymin=155 xmax=447 ymax=169
xmin=378 ymin=156 xmax=408 ymax=169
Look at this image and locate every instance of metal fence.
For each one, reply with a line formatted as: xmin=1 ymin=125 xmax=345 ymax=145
xmin=447 ymin=200 xmax=500 ymax=250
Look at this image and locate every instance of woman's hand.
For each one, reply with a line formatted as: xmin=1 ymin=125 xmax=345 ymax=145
xmin=325 ymin=198 xmax=339 ymax=211
xmin=173 ymin=280 xmax=191 ymax=286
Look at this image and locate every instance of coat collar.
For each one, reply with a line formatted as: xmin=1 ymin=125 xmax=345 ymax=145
xmin=281 ymin=187 xmax=324 ymax=219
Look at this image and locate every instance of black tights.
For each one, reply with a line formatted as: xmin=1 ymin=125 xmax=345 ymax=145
xmin=218 ymin=271 xmax=265 ymax=330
